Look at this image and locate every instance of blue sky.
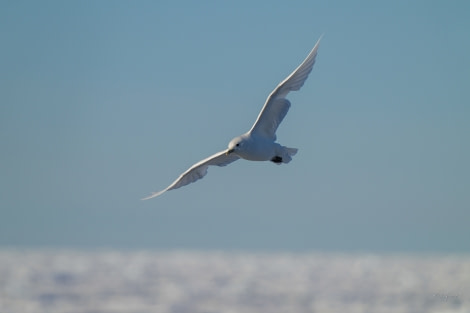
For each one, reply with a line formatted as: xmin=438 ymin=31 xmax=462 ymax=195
xmin=1 ymin=1 xmax=469 ymax=252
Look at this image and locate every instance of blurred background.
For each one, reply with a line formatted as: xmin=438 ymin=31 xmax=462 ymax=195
xmin=1 ymin=0 xmax=469 ymax=253
xmin=1 ymin=1 xmax=469 ymax=312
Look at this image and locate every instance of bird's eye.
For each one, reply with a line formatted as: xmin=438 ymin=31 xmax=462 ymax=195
xmin=236 ymin=143 xmax=240 ymax=147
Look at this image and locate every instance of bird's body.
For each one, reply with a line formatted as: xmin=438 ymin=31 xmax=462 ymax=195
xmin=228 ymin=133 xmax=297 ymax=163
xmin=142 ymin=36 xmax=322 ymax=200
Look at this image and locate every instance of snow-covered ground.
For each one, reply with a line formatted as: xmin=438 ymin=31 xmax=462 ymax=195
xmin=0 ymin=250 xmax=468 ymax=313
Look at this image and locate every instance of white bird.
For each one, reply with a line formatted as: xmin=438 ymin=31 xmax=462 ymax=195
xmin=142 ymin=37 xmax=322 ymax=200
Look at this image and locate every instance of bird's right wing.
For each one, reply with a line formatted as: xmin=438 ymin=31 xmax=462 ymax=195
xmin=142 ymin=150 xmax=240 ymax=200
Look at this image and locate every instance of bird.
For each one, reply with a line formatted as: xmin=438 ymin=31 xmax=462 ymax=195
xmin=142 ymin=36 xmax=322 ymax=200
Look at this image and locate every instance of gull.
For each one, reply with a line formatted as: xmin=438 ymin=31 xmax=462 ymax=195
xmin=142 ymin=36 xmax=322 ymax=200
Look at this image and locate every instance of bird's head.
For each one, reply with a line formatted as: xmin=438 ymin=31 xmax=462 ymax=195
xmin=226 ymin=136 xmax=245 ymax=155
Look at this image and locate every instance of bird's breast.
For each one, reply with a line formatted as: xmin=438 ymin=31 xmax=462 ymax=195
xmin=236 ymin=141 xmax=277 ymax=161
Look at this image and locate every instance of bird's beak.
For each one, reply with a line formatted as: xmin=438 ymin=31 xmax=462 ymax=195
xmin=226 ymin=149 xmax=234 ymax=155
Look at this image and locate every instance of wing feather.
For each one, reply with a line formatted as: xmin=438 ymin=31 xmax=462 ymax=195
xmin=142 ymin=150 xmax=239 ymax=200
xmin=249 ymin=36 xmax=322 ymax=139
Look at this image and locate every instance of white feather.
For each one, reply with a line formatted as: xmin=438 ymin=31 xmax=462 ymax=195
xmin=249 ymin=36 xmax=322 ymax=140
xmin=141 ymin=150 xmax=239 ymax=200
xmin=143 ymin=36 xmax=321 ymax=199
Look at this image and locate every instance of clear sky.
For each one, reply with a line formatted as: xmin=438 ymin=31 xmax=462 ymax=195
xmin=1 ymin=1 xmax=469 ymax=252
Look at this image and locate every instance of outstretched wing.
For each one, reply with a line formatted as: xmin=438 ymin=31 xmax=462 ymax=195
xmin=142 ymin=150 xmax=240 ymax=200
xmin=249 ymin=36 xmax=322 ymax=140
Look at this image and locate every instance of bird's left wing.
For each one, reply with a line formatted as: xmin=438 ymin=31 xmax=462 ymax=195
xmin=249 ymin=36 xmax=322 ymax=140
xmin=142 ymin=150 xmax=240 ymax=200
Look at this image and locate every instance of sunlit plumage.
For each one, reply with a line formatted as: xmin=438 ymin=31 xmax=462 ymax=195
xmin=142 ymin=36 xmax=322 ymax=200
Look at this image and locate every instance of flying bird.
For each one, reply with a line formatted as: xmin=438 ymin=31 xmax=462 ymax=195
xmin=142 ymin=37 xmax=322 ymax=200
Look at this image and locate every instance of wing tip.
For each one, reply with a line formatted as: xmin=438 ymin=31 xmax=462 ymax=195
xmin=310 ymin=34 xmax=323 ymax=55
xmin=141 ymin=189 xmax=166 ymax=200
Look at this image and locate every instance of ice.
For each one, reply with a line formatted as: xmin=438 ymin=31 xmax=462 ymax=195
xmin=0 ymin=249 xmax=468 ymax=313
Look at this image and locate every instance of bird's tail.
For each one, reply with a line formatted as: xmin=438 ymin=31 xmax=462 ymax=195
xmin=286 ymin=147 xmax=298 ymax=157
xmin=279 ymin=146 xmax=298 ymax=164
